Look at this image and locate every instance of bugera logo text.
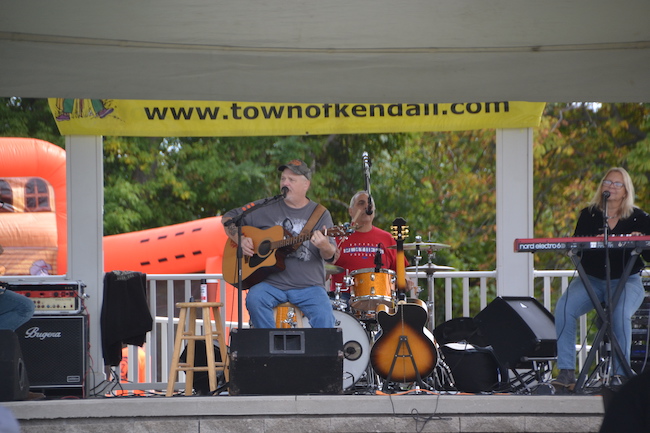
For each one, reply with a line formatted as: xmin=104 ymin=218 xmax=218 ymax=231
xmin=24 ymin=326 xmax=62 ymax=340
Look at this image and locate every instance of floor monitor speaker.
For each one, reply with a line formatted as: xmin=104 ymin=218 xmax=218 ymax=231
xmin=229 ymin=328 xmax=343 ymax=395
xmin=474 ymin=297 xmax=556 ymax=368
xmin=0 ymin=330 xmax=30 ymax=401
xmin=15 ymin=315 xmax=87 ymax=388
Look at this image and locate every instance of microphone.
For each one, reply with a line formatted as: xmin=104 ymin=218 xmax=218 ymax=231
xmin=272 ymin=187 xmax=289 ymax=200
xmin=362 ymin=151 xmax=371 ymax=171
xmin=603 ymin=190 xmax=610 ymax=200
xmin=366 ymin=195 xmax=373 ymax=215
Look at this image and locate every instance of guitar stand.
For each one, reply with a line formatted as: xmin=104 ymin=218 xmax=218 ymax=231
xmin=381 ymin=335 xmax=431 ymax=393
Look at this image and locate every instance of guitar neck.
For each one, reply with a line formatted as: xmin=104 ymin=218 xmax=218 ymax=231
xmin=270 ymin=227 xmax=337 ymax=250
xmin=391 ymin=217 xmax=409 ymax=293
xmin=271 ymin=232 xmax=312 ymax=250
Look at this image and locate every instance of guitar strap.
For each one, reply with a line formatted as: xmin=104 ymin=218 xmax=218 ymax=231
xmin=291 ymin=204 xmax=326 ymax=251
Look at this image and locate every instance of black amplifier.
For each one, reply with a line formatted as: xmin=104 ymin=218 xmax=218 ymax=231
xmin=5 ymin=281 xmax=85 ymax=314
xmin=15 ymin=315 xmax=88 ymax=388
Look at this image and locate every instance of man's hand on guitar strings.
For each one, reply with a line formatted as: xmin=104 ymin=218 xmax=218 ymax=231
xmin=240 ymin=236 xmax=255 ymax=257
xmin=311 ymin=226 xmax=337 ymax=260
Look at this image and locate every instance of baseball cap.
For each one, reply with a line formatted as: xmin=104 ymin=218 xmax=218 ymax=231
xmin=278 ymin=159 xmax=312 ymax=180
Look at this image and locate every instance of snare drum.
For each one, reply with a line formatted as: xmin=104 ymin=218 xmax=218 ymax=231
xmin=349 ymin=268 xmax=396 ymax=312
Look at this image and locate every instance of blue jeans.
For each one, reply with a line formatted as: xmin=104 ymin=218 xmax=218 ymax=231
xmin=0 ymin=289 xmax=35 ymax=331
xmin=555 ymin=273 xmax=645 ymax=375
xmin=246 ymin=282 xmax=335 ymax=328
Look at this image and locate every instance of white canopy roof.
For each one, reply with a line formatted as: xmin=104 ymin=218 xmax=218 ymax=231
xmin=1 ymin=0 xmax=649 ymax=103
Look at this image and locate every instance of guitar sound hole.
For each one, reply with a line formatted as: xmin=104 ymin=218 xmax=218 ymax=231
xmin=258 ymin=241 xmax=271 ymax=257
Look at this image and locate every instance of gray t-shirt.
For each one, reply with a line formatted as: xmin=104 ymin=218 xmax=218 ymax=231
xmin=224 ymin=198 xmax=335 ymax=290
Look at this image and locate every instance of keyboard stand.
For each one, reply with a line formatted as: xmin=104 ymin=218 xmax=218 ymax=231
xmin=569 ymin=246 xmax=640 ymax=393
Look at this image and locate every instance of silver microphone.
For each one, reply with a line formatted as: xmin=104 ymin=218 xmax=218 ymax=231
xmin=362 ymin=151 xmax=370 ymax=171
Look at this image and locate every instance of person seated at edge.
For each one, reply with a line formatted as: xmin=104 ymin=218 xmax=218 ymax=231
xmin=552 ymin=167 xmax=650 ymax=390
xmin=221 ymin=159 xmax=337 ymax=328
xmin=329 ymin=191 xmax=412 ymax=305
xmin=0 ymin=245 xmax=36 ymax=331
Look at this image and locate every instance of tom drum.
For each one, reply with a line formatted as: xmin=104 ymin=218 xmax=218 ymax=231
xmin=349 ymin=268 xmax=396 ymax=313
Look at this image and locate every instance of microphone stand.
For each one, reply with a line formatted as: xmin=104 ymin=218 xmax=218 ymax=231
xmin=224 ymin=192 xmax=287 ymax=329
xmin=602 ymin=194 xmax=615 ymax=385
xmin=363 ymin=152 xmax=373 ymax=215
xmin=374 ymin=243 xmax=384 ymax=272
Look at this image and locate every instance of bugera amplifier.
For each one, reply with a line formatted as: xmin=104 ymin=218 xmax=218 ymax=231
xmin=6 ymin=281 xmax=85 ymax=314
xmin=15 ymin=315 xmax=87 ymax=388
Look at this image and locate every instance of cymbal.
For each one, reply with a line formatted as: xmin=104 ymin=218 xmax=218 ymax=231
xmin=389 ymin=242 xmax=451 ymax=251
xmin=325 ymin=264 xmax=345 ymax=275
xmin=406 ymin=264 xmax=455 ymax=272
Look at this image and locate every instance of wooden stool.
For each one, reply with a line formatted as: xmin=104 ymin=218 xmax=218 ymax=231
xmin=166 ymin=302 xmax=229 ymax=396
xmin=274 ymin=302 xmax=305 ymax=328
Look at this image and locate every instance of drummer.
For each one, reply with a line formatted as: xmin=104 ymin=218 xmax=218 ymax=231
xmin=330 ymin=191 xmax=412 ymax=307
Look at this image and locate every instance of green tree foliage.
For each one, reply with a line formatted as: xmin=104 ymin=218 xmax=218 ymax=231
xmin=533 ymin=103 xmax=650 ymax=272
xmin=2 ymin=99 xmax=650 ymax=285
xmin=0 ymin=98 xmax=64 ymax=147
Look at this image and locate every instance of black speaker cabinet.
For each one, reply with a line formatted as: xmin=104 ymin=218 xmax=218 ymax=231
xmin=474 ymin=296 xmax=556 ymax=368
xmin=229 ymin=328 xmax=343 ymax=395
xmin=15 ymin=315 xmax=87 ymax=388
xmin=0 ymin=330 xmax=30 ymax=401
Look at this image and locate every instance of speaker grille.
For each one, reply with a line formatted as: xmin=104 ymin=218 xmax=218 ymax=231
xmin=15 ymin=315 xmax=87 ymax=388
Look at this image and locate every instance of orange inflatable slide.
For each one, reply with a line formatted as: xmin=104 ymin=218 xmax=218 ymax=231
xmin=0 ymin=137 xmax=246 ymax=324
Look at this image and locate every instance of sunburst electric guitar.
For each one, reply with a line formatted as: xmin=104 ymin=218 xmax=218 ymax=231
xmin=222 ymin=225 xmax=347 ymax=289
xmin=369 ymin=217 xmax=438 ymax=383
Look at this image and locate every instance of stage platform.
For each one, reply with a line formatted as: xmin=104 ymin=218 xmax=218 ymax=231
xmin=4 ymin=392 xmax=605 ymax=433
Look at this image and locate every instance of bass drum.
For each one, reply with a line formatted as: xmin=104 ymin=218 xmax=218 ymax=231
xmin=305 ymin=310 xmax=370 ymax=390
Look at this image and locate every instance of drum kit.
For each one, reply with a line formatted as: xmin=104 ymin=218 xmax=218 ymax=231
xmin=277 ymin=239 xmax=457 ymax=393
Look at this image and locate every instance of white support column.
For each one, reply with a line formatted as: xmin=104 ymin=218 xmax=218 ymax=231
xmin=496 ymin=128 xmax=534 ymax=296
xmin=66 ymin=135 xmax=105 ymax=393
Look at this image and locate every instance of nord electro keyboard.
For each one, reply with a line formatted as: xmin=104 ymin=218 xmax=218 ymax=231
xmin=5 ymin=281 xmax=85 ymax=314
xmin=514 ymin=235 xmax=650 ymax=253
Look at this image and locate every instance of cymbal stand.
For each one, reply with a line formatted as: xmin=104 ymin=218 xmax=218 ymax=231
xmin=409 ymin=236 xmax=435 ymax=330
xmin=331 ymin=282 xmax=347 ymax=312
xmin=423 ymin=240 xmax=441 ymax=332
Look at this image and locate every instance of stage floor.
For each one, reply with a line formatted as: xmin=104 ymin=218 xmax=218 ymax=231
xmin=4 ymin=391 xmax=606 ymax=433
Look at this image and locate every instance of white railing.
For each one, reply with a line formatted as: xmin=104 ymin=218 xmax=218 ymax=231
xmin=113 ymin=268 xmax=650 ymax=394
xmin=116 ymin=269 xmax=599 ymax=394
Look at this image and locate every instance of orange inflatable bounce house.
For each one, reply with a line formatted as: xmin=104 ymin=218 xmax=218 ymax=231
xmin=0 ymin=137 xmax=245 ymax=323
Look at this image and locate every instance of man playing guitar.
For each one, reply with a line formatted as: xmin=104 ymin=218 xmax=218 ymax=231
xmin=222 ymin=159 xmax=338 ymax=328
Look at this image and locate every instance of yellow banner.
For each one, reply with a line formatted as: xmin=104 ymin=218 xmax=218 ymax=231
xmin=48 ymin=99 xmax=545 ymax=137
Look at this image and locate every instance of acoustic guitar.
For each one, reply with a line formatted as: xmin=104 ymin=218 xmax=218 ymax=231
xmin=222 ymin=224 xmax=347 ymax=289
xmin=369 ymin=217 xmax=438 ymax=383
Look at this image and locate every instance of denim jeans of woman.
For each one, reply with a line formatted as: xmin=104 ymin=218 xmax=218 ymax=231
xmin=555 ymin=273 xmax=645 ymax=375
